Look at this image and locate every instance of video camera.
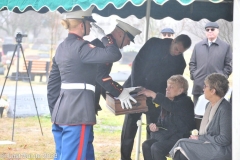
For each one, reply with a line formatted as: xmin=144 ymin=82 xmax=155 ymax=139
xmin=15 ymin=32 xmax=28 ymax=43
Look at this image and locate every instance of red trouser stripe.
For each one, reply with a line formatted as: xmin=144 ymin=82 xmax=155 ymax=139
xmin=77 ymin=125 xmax=86 ymax=160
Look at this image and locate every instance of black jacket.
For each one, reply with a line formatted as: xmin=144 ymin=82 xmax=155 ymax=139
xmin=124 ymin=38 xmax=186 ymax=112
xmin=151 ymin=93 xmax=195 ymax=140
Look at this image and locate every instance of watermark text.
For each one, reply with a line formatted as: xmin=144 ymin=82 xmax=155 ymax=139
xmin=0 ymin=153 xmax=56 ymax=159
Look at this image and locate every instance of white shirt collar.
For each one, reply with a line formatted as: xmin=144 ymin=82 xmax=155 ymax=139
xmin=208 ymin=38 xmax=217 ymax=44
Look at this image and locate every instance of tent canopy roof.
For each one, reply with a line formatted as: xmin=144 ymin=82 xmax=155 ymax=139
xmin=0 ymin=0 xmax=233 ymax=21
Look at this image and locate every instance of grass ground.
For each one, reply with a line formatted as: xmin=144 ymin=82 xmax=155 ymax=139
xmin=0 ymin=101 xmax=147 ymax=160
xmin=0 ymin=56 xmax=146 ymax=160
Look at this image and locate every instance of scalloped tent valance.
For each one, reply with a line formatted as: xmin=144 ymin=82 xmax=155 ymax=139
xmin=0 ymin=0 xmax=233 ymax=21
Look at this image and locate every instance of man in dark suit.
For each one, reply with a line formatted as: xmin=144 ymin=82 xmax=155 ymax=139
xmin=120 ymin=34 xmax=192 ymax=160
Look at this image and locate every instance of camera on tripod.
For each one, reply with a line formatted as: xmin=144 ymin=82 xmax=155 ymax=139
xmin=0 ymin=32 xmax=44 ymax=140
xmin=15 ymin=32 xmax=28 ymax=43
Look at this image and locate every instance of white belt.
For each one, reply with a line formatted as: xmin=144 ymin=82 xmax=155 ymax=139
xmin=61 ymin=83 xmax=95 ymax=92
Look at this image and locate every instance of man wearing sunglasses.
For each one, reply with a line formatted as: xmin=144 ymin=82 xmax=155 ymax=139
xmin=189 ymin=22 xmax=232 ymax=106
xmin=160 ymin=28 xmax=175 ymax=39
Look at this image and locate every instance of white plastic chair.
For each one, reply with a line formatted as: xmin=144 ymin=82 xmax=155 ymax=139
xmin=195 ymin=87 xmax=232 ymax=117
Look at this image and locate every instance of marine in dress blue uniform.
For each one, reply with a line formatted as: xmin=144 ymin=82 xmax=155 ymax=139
xmin=91 ymin=20 xmax=141 ymax=113
xmin=47 ymin=7 xmax=122 ymax=160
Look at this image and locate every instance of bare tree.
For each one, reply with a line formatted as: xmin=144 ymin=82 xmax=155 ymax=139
xmin=149 ymin=17 xmax=172 ymax=38
xmin=0 ymin=11 xmax=16 ymax=36
xmin=217 ymin=19 xmax=233 ymax=45
xmin=0 ymin=11 xmax=65 ymax=42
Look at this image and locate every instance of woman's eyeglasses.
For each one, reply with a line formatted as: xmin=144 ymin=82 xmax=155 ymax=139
xmin=205 ymin=28 xmax=215 ymax=32
xmin=203 ymin=84 xmax=215 ymax=91
xmin=203 ymin=84 xmax=210 ymax=89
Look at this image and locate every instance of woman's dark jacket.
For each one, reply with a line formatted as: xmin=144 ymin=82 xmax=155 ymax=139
xmin=151 ymin=93 xmax=195 ymax=139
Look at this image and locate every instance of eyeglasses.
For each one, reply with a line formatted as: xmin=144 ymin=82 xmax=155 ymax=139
xmin=203 ymin=84 xmax=215 ymax=91
xmin=205 ymin=28 xmax=215 ymax=32
xmin=203 ymin=84 xmax=210 ymax=89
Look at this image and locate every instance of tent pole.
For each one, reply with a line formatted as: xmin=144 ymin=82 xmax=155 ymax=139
xmin=232 ymin=0 xmax=240 ymax=159
xmin=144 ymin=0 xmax=151 ymax=42
xmin=135 ymin=1 xmax=152 ymax=160
xmin=135 ymin=119 xmax=142 ymax=160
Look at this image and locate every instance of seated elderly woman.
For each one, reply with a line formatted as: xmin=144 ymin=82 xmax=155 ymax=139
xmin=169 ymin=73 xmax=232 ymax=160
xmin=138 ymin=75 xmax=195 ymax=160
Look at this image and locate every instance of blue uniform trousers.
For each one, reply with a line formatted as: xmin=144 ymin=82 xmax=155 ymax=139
xmin=52 ymin=124 xmax=94 ymax=160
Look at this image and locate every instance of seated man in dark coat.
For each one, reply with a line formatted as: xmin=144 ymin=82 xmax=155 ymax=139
xmin=138 ymin=75 xmax=195 ymax=160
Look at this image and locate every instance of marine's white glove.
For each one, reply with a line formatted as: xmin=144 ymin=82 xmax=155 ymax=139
xmin=118 ymin=87 xmax=137 ymax=109
xmin=91 ymin=23 xmax=105 ymax=40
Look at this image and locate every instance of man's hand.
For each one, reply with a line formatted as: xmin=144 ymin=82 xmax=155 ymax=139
xmin=91 ymin=23 xmax=105 ymax=40
xmin=118 ymin=87 xmax=137 ymax=109
xmin=149 ymin=123 xmax=159 ymax=132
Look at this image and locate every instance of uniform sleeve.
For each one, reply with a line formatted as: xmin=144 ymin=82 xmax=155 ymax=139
xmin=91 ymin=38 xmax=123 ymax=97
xmin=198 ymin=105 xmax=232 ymax=146
xmin=223 ymin=44 xmax=232 ymax=77
xmin=47 ymin=57 xmax=61 ymax=115
xmin=96 ymin=63 xmax=123 ymax=97
xmin=79 ymin=36 xmax=122 ymax=64
xmin=189 ymin=46 xmax=197 ymax=80
xmin=91 ymin=38 xmax=105 ymax=48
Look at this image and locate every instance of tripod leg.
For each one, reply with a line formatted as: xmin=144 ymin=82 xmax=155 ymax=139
xmin=12 ymin=60 xmax=19 ymax=141
xmin=20 ymin=44 xmax=43 ymax=136
xmin=12 ymin=44 xmax=23 ymax=141
xmin=0 ymin=44 xmax=19 ymax=141
xmin=0 ymin=45 xmax=18 ymax=99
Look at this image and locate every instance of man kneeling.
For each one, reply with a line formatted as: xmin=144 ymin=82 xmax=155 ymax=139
xmin=138 ymin=75 xmax=195 ymax=160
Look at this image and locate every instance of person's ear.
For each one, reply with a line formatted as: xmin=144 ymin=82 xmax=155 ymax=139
xmin=119 ymin=29 xmax=126 ymax=38
xmin=178 ymin=88 xmax=184 ymax=95
xmin=79 ymin=21 xmax=84 ymax=28
xmin=211 ymin=88 xmax=216 ymax=95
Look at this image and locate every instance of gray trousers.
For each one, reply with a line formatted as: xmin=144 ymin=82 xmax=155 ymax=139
xmin=173 ymin=150 xmax=188 ymax=160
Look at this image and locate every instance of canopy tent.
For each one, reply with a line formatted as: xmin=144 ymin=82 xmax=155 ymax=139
xmin=0 ymin=0 xmax=233 ymax=21
xmin=0 ymin=0 xmax=239 ymax=159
